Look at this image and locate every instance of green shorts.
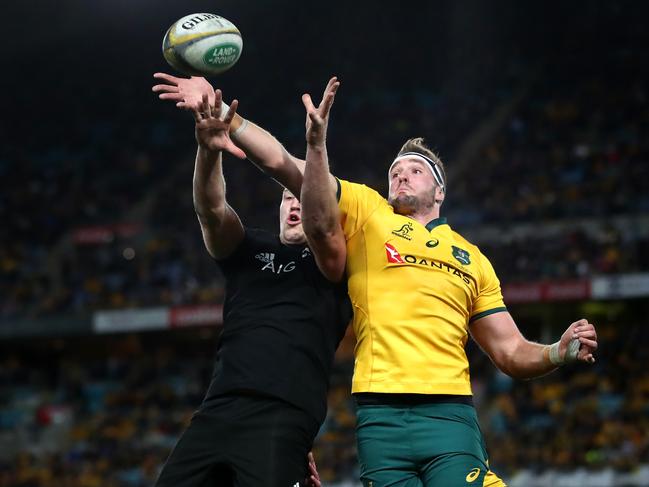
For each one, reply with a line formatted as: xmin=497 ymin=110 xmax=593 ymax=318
xmin=355 ymin=398 xmax=506 ymax=487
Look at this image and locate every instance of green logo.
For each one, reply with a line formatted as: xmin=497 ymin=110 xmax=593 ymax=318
xmin=426 ymin=238 xmax=439 ymax=248
xmin=391 ymin=222 xmax=414 ymax=240
xmin=203 ymin=43 xmax=240 ymax=66
xmin=452 ymin=245 xmax=471 ymax=265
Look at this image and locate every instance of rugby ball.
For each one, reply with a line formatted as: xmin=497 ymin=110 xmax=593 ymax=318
xmin=162 ymin=13 xmax=243 ymax=76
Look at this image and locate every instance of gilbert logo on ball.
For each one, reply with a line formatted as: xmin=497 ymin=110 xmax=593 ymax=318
xmin=162 ymin=13 xmax=243 ymax=76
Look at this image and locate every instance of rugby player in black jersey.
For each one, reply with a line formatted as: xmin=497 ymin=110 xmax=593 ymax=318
xmin=152 ymin=84 xmax=350 ymax=486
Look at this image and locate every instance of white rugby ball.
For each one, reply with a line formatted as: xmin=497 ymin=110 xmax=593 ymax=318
xmin=162 ymin=13 xmax=243 ymax=76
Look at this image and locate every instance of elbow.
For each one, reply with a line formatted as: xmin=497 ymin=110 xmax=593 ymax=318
xmin=490 ymin=348 xmax=522 ymax=380
xmin=314 ymin=251 xmax=346 ymax=283
xmin=194 ymin=203 xmax=226 ymax=226
xmin=304 ymin=230 xmax=347 ymax=283
xmin=491 ymin=348 xmax=539 ymax=381
xmin=322 ymin=263 xmax=345 ymax=283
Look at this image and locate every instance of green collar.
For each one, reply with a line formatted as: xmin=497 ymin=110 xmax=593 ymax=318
xmin=425 ymin=217 xmax=447 ymax=231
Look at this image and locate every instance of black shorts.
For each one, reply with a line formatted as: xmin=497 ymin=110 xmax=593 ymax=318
xmin=154 ymin=394 xmax=320 ymax=487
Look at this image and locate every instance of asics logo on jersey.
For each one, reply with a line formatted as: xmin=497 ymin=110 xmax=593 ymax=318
xmin=391 ymin=222 xmax=414 ymax=240
xmin=465 ymin=467 xmax=481 ymax=482
xmin=301 ymin=247 xmax=311 ymax=258
xmin=255 ymin=252 xmax=275 ymax=264
xmin=426 ymin=238 xmax=439 ymax=248
xmin=385 ymin=243 xmax=405 ymax=263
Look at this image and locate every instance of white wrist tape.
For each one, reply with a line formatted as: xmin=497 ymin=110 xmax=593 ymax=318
xmin=219 ymin=101 xmax=230 ymax=120
xmin=548 ymin=339 xmax=580 ymax=366
xmin=232 ymin=118 xmax=249 ymax=137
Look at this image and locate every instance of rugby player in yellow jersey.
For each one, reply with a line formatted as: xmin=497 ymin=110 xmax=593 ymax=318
xmin=299 ymin=81 xmax=598 ymax=487
xmin=153 ymin=74 xmax=599 ymax=487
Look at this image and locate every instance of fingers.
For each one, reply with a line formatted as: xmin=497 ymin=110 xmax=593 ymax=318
xmin=572 ymin=321 xmax=597 ymax=340
xmin=303 ymin=94 xmax=325 ymax=127
xmin=225 ymin=140 xmax=247 ymax=159
xmin=201 ymin=93 xmax=212 ymax=118
xmin=191 ymin=94 xmax=211 ymax=123
xmin=213 ymin=89 xmax=223 ymax=119
xmin=223 ymin=99 xmax=239 ymax=125
xmin=152 ymin=83 xmax=180 ymax=94
xmin=319 ymin=77 xmax=340 ymax=112
xmin=318 ymin=87 xmax=339 ymax=118
xmin=571 ymin=318 xmax=589 ymax=329
xmin=189 ymin=105 xmax=202 ymax=124
xmin=308 ymin=111 xmax=323 ymax=125
xmin=577 ymin=337 xmax=598 ymax=350
xmin=153 ymin=72 xmax=181 ymax=84
xmin=158 ymin=92 xmax=184 ymax=102
xmin=579 ymin=347 xmax=596 ymax=363
xmin=321 ymin=76 xmax=339 ymax=99
xmin=570 ymin=318 xmax=597 ymax=364
xmin=302 ymin=93 xmax=316 ymax=112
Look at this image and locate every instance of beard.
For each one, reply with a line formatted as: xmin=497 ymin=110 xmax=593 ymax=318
xmin=389 ymin=193 xmax=435 ymax=216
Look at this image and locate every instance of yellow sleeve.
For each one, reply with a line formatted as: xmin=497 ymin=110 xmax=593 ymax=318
xmin=470 ymin=250 xmax=507 ymax=322
xmin=337 ymin=178 xmax=384 ymax=239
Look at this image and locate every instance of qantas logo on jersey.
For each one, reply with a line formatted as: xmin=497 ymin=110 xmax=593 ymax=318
xmin=385 ymin=243 xmax=471 ymax=285
xmin=385 ymin=243 xmax=405 ymax=263
xmin=255 ymin=252 xmax=296 ymax=274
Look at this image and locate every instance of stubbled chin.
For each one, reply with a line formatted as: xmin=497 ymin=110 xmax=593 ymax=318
xmin=281 ymin=225 xmax=306 ymax=244
xmin=390 ymin=196 xmax=417 ymax=215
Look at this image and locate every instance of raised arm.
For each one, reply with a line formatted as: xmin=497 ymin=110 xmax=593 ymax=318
xmin=190 ymin=91 xmax=247 ymax=260
xmin=470 ymin=313 xmax=598 ymax=380
xmin=153 ymin=73 xmax=304 ymax=197
xmin=300 ymin=77 xmax=346 ymax=282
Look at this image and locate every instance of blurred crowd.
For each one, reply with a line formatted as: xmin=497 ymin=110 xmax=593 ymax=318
xmin=3 ymin=37 xmax=649 ymax=319
xmin=1 ymin=321 xmax=647 ymax=486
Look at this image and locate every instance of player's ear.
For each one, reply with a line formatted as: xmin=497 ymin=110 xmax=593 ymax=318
xmin=434 ymin=185 xmax=445 ymax=206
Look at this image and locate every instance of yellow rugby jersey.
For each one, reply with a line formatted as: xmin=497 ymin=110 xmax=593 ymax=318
xmin=338 ymin=179 xmax=507 ymax=395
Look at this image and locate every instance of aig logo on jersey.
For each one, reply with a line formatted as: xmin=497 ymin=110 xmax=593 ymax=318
xmin=255 ymin=252 xmax=296 ymax=274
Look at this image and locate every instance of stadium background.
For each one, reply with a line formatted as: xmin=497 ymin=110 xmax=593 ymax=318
xmin=2 ymin=0 xmax=649 ymax=485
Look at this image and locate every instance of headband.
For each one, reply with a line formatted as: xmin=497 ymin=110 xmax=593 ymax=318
xmin=389 ymin=152 xmax=445 ymax=191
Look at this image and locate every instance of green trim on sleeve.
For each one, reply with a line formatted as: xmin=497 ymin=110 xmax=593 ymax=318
xmin=469 ymin=307 xmax=508 ymax=323
xmin=336 ymin=177 xmax=342 ymax=202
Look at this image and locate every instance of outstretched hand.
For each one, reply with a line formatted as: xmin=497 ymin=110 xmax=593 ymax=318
xmin=560 ymin=318 xmax=598 ymax=364
xmin=190 ymin=90 xmax=246 ymax=159
xmin=152 ymin=72 xmax=216 ymax=111
xmin=301 ymin=76 xmax=340 ymax=147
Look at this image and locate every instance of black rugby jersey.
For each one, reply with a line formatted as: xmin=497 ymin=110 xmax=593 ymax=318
xmin=203 ymin=228 xmax=352 ymax=424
